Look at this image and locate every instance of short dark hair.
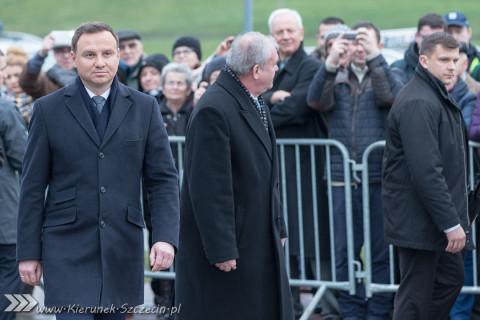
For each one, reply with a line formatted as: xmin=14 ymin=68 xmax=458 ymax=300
xmin=419 ymin=32 xmax=459 ymax=56
xmin=320 ymin=17 xmax=344 ymax=26
xmin=417 ymin=13 xmax=447 ymax=32
xmin=72 ymin=21 xmax=119 ymax=54
xmin=353 ymin=21 xmax=381 ymax=43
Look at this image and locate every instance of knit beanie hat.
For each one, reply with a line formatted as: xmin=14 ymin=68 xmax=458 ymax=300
xmin=203 ymin=56 xmax=227 ymax=82
xmin=172 ymin=36 xmax=202 ymax=60
xmin=141 ymin=54 xmax=170 ymax=73
xmin=324 ymin=24 xmax=351 ymax=48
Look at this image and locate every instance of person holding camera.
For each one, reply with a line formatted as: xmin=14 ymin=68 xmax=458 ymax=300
xmin=19 ymin=31 xmax=77 ymax=99
xmin=307 ymin=21 xmax=404 ymax=320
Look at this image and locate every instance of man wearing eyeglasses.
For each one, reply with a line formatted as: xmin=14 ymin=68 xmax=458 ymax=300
xmin=117 ymin=29 xmax=146 ymax=90
xmin=19 ymin=31 xmax=77 ymax=99
xmin=391 ymin=13 xmax=446 ymax=82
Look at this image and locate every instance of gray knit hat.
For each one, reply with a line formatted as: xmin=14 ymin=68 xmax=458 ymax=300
xmin=324 ymin=24 xmax=351 ymax=48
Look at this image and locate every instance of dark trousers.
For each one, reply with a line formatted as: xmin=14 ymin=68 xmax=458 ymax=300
xmin=0 ymin=244 xmax=20 ymax=320
xmin=332 ymin=184 xmax=392 ymax=320
xmin=56 ymin=311 xmax=126 ymax=320
xmin=394 ymin=247 xmax=464 ymax=320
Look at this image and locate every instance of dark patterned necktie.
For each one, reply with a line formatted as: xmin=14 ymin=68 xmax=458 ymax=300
xmin=254 ymin=97 xmax=269 ymax=132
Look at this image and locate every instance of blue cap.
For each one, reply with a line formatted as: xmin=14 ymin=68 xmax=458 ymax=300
xmin=444 ymin=11 xmax=469 ymax=27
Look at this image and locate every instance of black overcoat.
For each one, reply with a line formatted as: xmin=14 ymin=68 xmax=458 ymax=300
xmin=17 ymin=77 xmax=180 ymax=307
xmin=175 ymin=70 xmax=294 ymax=320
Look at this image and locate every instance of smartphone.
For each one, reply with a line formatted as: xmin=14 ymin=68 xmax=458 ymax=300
xmin=343 ymin=32 xmax=358 ymax=41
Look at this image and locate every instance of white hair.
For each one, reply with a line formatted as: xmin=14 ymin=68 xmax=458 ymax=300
xmin=268 ymin=8 xmax=303 ymax=33
xmin=226 ymin=32 xmax=278 ymax=78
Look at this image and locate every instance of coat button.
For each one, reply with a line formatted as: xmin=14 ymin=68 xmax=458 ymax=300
xmin=99 ymin=152 xmax=105 ymax=159
xmin=100 ymin=186 xmax=106 ymax=193
xmin=100 ymin=221 xmax=106 ymax=228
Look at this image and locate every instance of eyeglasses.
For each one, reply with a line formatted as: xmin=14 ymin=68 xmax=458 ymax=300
xmin=54 ymin=47 xmax=71 ymax=55
xmin=165 ymin=80 xmax=187 ymax=88
xmin=119 ymin=42 xmax=138 ymax=50
xmin=173 ymin=47 xmax=194 ymax=57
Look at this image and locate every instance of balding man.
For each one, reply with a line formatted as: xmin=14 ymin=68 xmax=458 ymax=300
xmin=175 ymin=32 xmax=294 ymax=320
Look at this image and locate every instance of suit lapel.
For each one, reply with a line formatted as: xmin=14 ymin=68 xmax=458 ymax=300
xmin=217 ymin=70 xmax=273 ymax=159
xmin=100 ymin=85 xmax=132 ymax=148
xmin=240 ymin=107 xmax=272 ymax=160
xmin=64 ymin=85 xmax=101 ymax=147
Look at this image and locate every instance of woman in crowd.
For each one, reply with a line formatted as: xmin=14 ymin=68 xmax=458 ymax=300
xmin=160 ymin=62 xmax=194 ymax=138
xmin=172 ymin=36 xmax=202 ymax=86
xmin=137 ymin=53 xmax=169 ymax=100
xmin=3 ymin=46 xmax=34 ymax=126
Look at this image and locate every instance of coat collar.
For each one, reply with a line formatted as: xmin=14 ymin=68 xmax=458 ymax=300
xmin=415 ymin=63 xmax=459 ymax=111
xmin=216 ymin=70 xmax=272 ymax=159
xmin=64 ymin=76 xmax=132 ymax=148
xmin=273 ymin=43 xmax=306 ymax=82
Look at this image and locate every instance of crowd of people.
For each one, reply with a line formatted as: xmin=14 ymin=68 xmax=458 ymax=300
xmin=1 ymin=7 xmax=480 ymax=320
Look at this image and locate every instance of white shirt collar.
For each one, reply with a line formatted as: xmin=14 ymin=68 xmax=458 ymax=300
xmin=85 ymin=87 xmax=111 ymax=100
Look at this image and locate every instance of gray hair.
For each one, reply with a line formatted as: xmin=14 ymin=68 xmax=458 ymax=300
xmin=161 ymin=62 xmax=193 ymax=89
xmin=268 ymin=8 xmax=303 ymax=33
xmin=226 ymin=32 xmax=278 ymax=78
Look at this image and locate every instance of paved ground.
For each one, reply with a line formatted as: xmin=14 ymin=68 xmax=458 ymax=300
xmin=15 ymin=284 xmax=322 ymax=320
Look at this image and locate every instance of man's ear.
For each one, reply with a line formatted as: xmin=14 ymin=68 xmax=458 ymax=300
xmin=252 ymin=64 xmax=260 ymax=79
xmin=419 ymin=54 xmax=428 ymax=69
xmin=71 ymin=51 xmax=77 ymax=68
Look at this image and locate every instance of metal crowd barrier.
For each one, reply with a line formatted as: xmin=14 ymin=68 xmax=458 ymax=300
xmin=145 ymin=137 xmax=480 ymax=319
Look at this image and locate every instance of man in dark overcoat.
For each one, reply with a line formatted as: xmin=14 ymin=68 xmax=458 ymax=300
xmin=16 ymin=22 xmax=179 ymax=319
xmin=175 ymin=32 xmax=294 ymax=320
xmin=264 ymin=8 xmax=335 ymax=319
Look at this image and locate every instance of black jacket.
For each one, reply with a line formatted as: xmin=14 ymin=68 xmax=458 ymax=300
xmin=382 ymin=64 xmax=472 ymax=251
xmin=263 ymin=45 xmax=328 ymax=258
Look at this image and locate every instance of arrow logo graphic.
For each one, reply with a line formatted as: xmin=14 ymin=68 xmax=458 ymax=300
xmin=4 ymin=294 xmax=38 ymax=312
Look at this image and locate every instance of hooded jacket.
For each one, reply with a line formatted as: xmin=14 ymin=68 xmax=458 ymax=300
xmin=391 ymin=41 xmax=419 ymax=83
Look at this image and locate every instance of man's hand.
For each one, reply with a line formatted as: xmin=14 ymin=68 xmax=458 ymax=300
xmin=19 ymin=260 xmax=42 ymax=286
xmin=150 ymin=241 xmax=175 ymax=271
xmin=270 ymin=90 xmax=291 ymax=103
xmin=445 ymin=226 xmax=466 ymax=253
xmin=40 ymin=33 xmax=55 ymax=57
xmin=326 ymin=33 xmax=352 ymax=68
xmin=215 ymin=259 xmax=236 ymax=272
xmin=281 ymin=238 xmax=286 ymax=247
xmin=355 ymin=27 xmax=381 ymax=59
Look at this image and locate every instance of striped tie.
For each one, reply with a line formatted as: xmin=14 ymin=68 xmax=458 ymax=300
xmin=92 ymin=96 xmax=105 ymax=114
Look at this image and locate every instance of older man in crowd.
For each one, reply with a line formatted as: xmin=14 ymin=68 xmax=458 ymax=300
xmin=264 ymin=8 xmax=337 ymax=320
xmin=117 ymin=29 xmax=146 ymax=89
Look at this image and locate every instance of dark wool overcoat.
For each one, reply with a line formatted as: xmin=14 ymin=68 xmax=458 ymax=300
xmin=17 ymin=77 xmax=180 ymax=307
xmin=175 ymin=70 xmax=294 ymax=320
